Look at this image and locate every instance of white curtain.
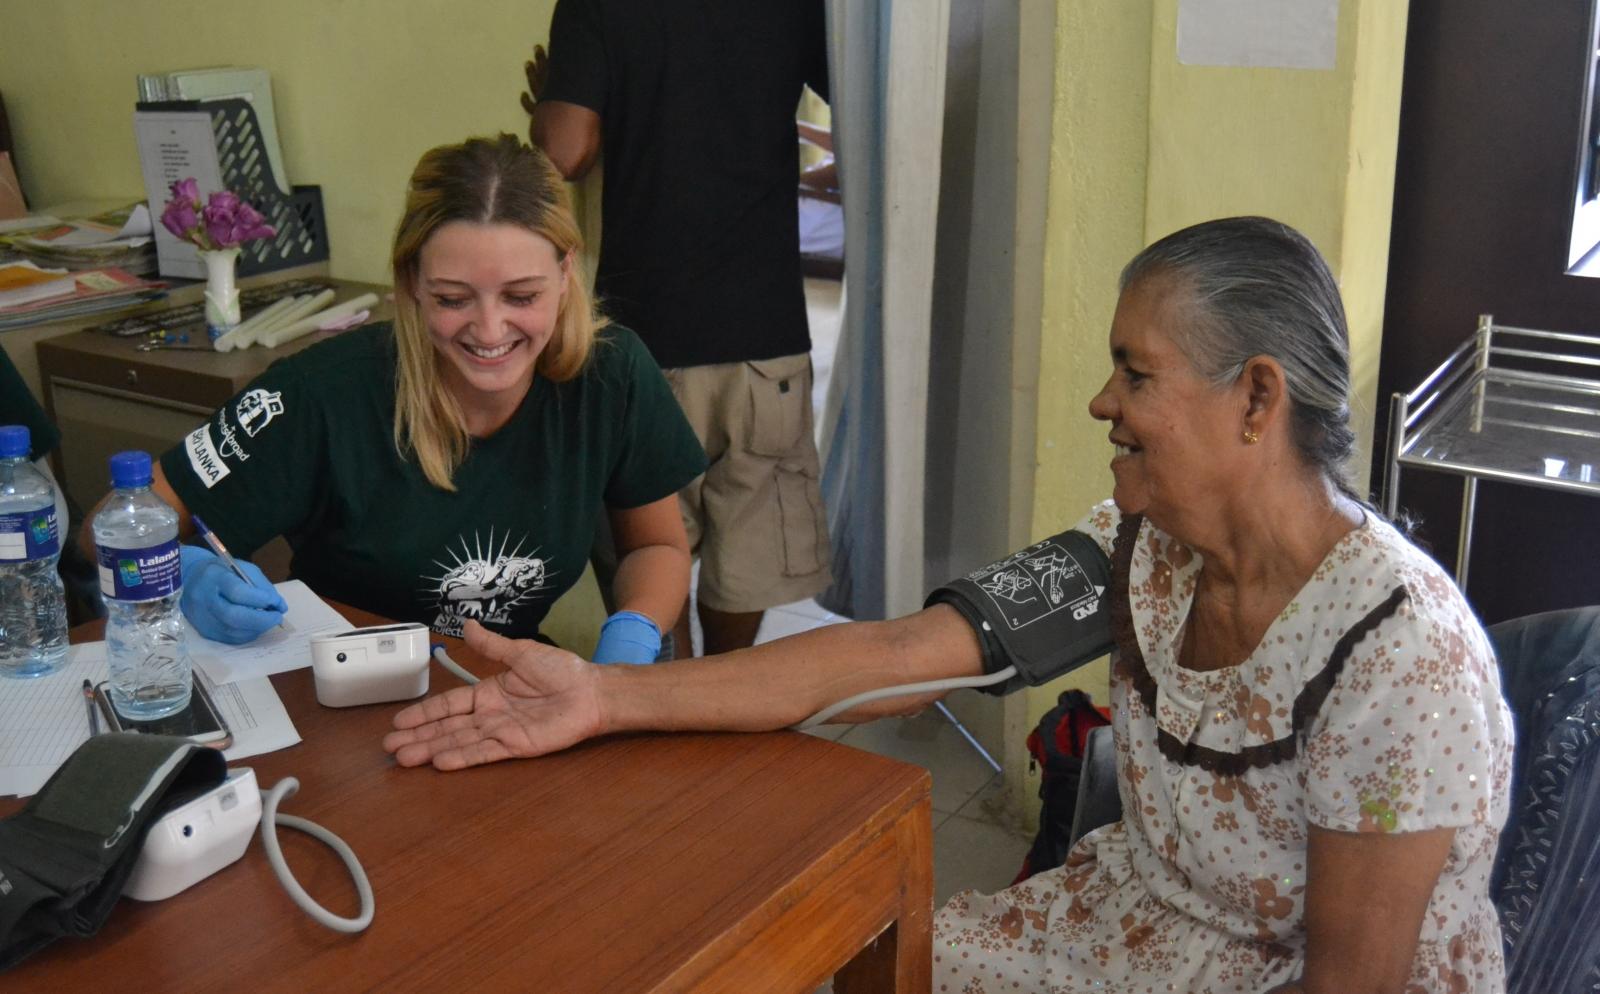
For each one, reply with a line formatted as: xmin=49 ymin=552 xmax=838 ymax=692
xmin=817 ymin=0 xmax=950 ymax=620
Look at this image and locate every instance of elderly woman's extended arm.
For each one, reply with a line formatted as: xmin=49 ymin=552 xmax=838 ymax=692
xmin=384 ymin=606 xmax=985 ymax=770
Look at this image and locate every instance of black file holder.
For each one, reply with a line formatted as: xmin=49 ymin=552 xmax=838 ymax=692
xmin=136 ymin=99 xmax=329 ymax=278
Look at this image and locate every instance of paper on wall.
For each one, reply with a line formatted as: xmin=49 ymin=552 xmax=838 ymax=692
xmin=1178 ymin=0 xmax=1339 ymax=70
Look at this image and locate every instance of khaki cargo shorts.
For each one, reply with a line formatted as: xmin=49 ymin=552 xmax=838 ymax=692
xmin=665 ymin=354 xmax=833 ymax=614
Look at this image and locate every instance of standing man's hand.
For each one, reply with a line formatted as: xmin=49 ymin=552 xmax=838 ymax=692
xmin=521 ymin=44 xmax=550 ymax=127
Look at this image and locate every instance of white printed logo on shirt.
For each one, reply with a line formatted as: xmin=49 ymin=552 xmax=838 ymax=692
xmin=423 ymin=530 xmax=550 ymax=638
xmin=236 ymin=388 xmax=285 ymax=437
xmin=214 ymin=410 xmax=250 ymax=463
xmin=184 ymin=425 xmax=230 ymax=488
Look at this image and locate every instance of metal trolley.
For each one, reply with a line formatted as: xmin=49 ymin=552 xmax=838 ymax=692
xmin=1381 ymin=314 xmax=1600 ymax=587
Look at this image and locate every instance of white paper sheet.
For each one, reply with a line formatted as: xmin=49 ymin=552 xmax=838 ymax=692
xmin=23 ymin=222 xmax=150 ymax=249
xmin=0 ymin=214 xmax=61 ymax=235
xmin=0 ymin=643 xmax=301 ymax=798
xmin=1177 ymin=0 xmax=1339 ymax=70
xmin=188 ymin=579 xmax=354 ymax=684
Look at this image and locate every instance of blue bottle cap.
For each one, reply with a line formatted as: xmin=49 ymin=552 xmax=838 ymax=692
xmin=109 ymin=450 xmax=154 ymax=489
xmin=0 ymin=425 xmax=28 ymax=459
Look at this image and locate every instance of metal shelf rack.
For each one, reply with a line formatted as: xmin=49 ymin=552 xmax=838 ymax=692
xmin=1381 ymin=314 xmax=1600 ymax=587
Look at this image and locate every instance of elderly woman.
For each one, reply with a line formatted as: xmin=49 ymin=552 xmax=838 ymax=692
xmin=383 ymin=217 xmax=1513 ymax=994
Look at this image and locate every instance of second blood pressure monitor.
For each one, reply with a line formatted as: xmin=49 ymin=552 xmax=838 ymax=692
xmin=310 ymin=623 xmax=432 ymax=707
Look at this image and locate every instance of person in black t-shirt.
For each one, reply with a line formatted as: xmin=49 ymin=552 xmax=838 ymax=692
xmin=82 ymin=135 xmax=706 ymax=658
xmin=528 ymin=0 xmax=835 ymax=659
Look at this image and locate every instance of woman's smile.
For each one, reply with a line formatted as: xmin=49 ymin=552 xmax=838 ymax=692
xmin=458 ymin=338 xmax=525 ymax=362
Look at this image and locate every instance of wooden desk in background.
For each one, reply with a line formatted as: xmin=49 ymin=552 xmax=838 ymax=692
xmin=1 ymin=263 xmax=331 ymax=402
xmin=32 ymin=274 xmax=390 ymax=525
xmin=1 ymin=607 xmax=934 ymax=993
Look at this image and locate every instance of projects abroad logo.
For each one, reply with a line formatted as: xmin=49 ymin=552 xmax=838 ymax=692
xmin=236 ymin=388 xmax=284 ymax=437
xmin=215 ymin=410 xmax=250 ymax=462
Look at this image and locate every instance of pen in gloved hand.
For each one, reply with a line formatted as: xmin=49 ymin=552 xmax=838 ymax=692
xmin=187 ymin=515 xmax=288 ymax=635
xmin=190 ymin=514 xmax=264 ymax=589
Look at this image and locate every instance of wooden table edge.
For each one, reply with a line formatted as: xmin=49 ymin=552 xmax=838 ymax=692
xmin=663 ymin=764 xmax=934 ymax=993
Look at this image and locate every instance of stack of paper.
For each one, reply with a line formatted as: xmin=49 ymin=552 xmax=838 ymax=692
xmin=0 ymin=261 xmax=75 ymax=309
xmin=2 ymin=203 xmax=157 ymax=276
xmin=0 ymin=267 xmax=167 ymax=332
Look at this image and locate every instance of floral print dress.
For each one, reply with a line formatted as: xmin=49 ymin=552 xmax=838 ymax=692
xmin=933 ymin=502 xmax=1514 ymax=994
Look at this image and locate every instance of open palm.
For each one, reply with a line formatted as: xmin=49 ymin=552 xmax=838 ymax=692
xmin=383 ymin=621 xmax=603 ymax=770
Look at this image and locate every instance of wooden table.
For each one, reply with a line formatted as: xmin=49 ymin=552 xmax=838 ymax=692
xmin=2 ymin=609 xmax=933 ymax=993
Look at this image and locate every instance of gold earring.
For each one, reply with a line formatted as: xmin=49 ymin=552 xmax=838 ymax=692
xmin=1243 ymin=429 xmax=1260 ymax=445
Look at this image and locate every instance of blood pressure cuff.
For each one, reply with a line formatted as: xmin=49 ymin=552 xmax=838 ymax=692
xmin=0 ymin=733 xmax=226 ymax=971
xmin=925 ymin=528 xmax=1115 ymax=696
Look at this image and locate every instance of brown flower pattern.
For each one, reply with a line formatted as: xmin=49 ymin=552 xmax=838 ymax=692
xmin=932 ymin=501 xmax=1514 ymax=994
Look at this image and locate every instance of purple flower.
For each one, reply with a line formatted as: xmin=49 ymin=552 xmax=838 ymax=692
xmin=208 ymin=190 xmax=241 ymax=215
xmin=232 ymin=201 xmax=276 ymax=243
xmin=158 ymin=177 xmax=275 ymax=249
xmin=160 ymin=177 xmax=204 ymax=242
xmin=201 ymin=191 xmax=276 ymax=248
xmin=170 ymin=177 xmax=200 ymax=207
xmin=160 ymin=198 xmax=199 ymax=240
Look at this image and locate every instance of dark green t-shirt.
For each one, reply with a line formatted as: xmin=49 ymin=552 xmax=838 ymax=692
xmin=160 ymin=323 xmax=706 ymax=640
xmin=0 ymin=343 xmax=60 ymax=458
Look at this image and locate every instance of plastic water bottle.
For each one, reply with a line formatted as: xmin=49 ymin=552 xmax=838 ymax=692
xmin=0 ymin=426 xmax=68 ymax=678
xmin=93 ymin=450 xmax=191 ymax=719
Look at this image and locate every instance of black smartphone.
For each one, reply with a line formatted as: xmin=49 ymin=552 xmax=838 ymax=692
xmin=94 ymin=677 xmax=234 ymax=750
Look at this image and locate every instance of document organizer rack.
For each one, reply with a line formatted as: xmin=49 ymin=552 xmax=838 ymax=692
xmin=1381 ymin=314 xmax=1600 ymax=586
xmin=136 ymin=98 xmax=329 ymax=278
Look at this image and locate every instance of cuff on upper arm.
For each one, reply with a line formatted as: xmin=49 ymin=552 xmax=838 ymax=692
xmin=923 ymin=529 xmax=1116 ymax=697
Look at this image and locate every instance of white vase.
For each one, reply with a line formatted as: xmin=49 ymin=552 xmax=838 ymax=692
xmin=201 ymin=247 xmax=242 ymax=340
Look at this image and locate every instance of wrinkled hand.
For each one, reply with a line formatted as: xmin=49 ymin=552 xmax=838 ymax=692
xmin=520 ymin=44 xmax=550 ymax=118
xmin=180 ymin=544 xmax=287 ymax=644
xmin=383 ymin=620 xmax=603 ymax=770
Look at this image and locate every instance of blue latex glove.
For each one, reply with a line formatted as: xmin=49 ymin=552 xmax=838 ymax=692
xmin=592 ymin=610 xmax=662 ymax=665
xmin=179 ymin=544 xmax=288 ymax=644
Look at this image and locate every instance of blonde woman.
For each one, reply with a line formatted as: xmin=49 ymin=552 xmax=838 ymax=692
xmin=91 ymin=134 xmax=705 ymax=658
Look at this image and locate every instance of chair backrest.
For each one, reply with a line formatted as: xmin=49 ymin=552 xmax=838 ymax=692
xmin=1486 ymin=606 xmax=1600 ymax=994
xmin=1067 ymin=724 xmax=1120 ymax=849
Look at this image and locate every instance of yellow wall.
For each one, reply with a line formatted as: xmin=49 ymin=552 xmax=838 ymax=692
xmin=1015 ymin=0 xmax=1409 ymax=815
xmin=0 ymin=0 xmax=558 ymax=286
xmin=1144 ymin=0 xmax=1409 ymax=494
xmin=0 ymin=0 xmax=606 ymax=653
xmin=1011 ymin=1 xmax=1154 ymax=782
